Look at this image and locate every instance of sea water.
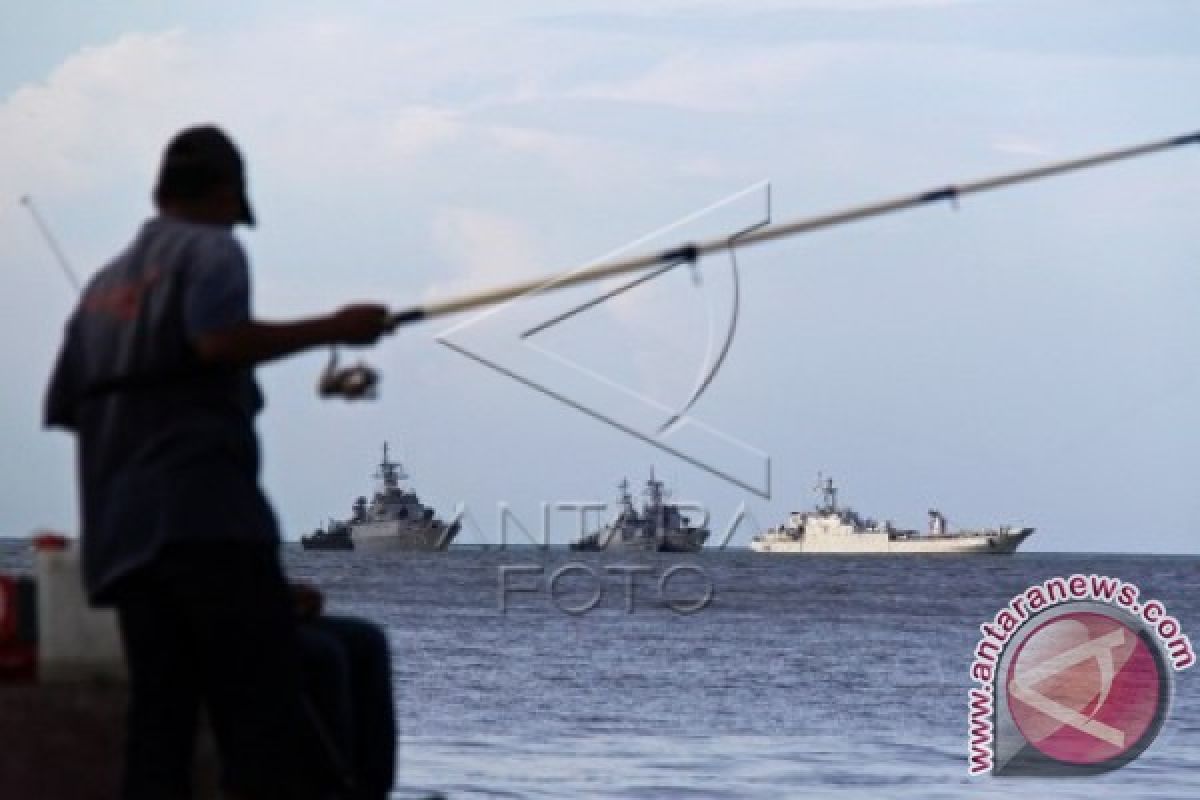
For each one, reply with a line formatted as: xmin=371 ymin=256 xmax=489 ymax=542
xmin=5 ymin=543 xmax=1197 ymax=799
xmin=286 ymin=549 xmax=1200 ymax=799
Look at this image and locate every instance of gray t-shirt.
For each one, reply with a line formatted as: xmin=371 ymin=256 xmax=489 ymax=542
xmin=45 ymin=216 xmax=279 ymax=605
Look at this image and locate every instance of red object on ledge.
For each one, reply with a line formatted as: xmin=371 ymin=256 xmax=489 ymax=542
xmin=0 ymin=576 xmax=15 ymax=641
xmin=31 ymin=532 xmax=70 ymax=552
xmin=0 ymin=575 xmax=37 ymax=683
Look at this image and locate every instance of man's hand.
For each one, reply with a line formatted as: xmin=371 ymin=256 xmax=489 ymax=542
xmin=327 ymin=304 xmax=391 ymax=346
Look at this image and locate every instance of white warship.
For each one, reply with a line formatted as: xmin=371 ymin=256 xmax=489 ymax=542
xmin=750 ymin=475 xmax=1034 ymax=554
xmin=301 ymin=443 xmax=459 ymax=552
xmin=571 ymin=471 xmax=709 ymax=552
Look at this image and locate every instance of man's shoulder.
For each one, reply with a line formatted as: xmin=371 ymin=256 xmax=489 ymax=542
xmin=146 ymin=216 xmax=245 ymax=261
xmin=89 ymin=217 xmax=242 ymax=285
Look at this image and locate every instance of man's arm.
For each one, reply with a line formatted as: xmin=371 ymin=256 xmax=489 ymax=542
xmin=192 ymin=304 xmax=391 ymax=367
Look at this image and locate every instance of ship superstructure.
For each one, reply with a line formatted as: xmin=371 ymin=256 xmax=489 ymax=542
xmin=571 ymin=471 xmax=709 ymax=552
xmin=302 ymin=443 xmax=459 ymax=552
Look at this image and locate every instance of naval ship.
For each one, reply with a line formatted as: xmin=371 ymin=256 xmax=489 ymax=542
xmin=301 ymin=443 xmax=459 ymax=552
xmin=750 ymin=475 xmax=1034 ymax=554
xmin=571 ymin=471 xmax=709 ymax=552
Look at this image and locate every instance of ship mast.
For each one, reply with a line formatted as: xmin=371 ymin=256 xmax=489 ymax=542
xmin=815 ymin=473 xmax=838 ymax=513
xmin=375 ymin=441 xmax=409 ymax=491
xmin=644 ymin=468 xmax=669 ymax=529
xmin=644 ymin=468 xmax=665 ymax=511
xmin=617 ymin=478 xmax=634 ymax=514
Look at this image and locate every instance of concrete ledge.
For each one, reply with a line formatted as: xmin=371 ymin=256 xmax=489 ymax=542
xmin=0 ymin=683 xmax=219 ymax=799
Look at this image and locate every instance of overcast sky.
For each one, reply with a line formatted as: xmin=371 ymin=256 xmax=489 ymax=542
xmin=2 ymin=1 xmax=1198 ymax=552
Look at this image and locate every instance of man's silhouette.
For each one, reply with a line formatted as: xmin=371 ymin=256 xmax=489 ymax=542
xmin=45 ymin=125 xmax=396 ymax=799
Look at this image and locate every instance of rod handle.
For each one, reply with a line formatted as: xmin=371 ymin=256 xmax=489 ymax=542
xmin=386 ymin=307 xmax=426 ymax=331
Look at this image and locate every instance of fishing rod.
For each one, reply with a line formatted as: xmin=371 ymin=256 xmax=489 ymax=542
xmin=19 ymin=195 xmax=82 ymax=292
xmin=23 ymin=131 xmax=1199 ymax=401
xmin=383 ymin=130 xmax=1199 ymax=331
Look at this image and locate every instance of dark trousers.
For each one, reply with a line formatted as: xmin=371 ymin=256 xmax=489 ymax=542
xmin=114 ymin=544 xmax=395 ymax=800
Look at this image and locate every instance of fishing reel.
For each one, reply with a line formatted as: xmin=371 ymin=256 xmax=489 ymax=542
xmin=318 ymin=347 xmax=380 ymax=401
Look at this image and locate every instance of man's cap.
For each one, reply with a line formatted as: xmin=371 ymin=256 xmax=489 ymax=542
xmin=154 ymin=125 xmax=255 ymax=226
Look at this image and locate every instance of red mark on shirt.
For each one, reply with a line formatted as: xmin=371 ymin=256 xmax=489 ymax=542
xmin=82 ymin=267 xmax=161 ymax=322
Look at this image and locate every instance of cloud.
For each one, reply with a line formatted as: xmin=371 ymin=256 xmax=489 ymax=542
xmin=573 ymin=46 xmax=841 ymax=112
xmin=483 ymin=124 xmax=637 ymax=185
xmin=552 ymin=0 xmax=973 ymax=13
xmin=428 ymin=206 xmax=546 ymax=294
xmin=0 ymin=27 xmax=478 ymax=222
xmin=991 ymin=134 xmax=1052 ymax=158
xmin=0 ymin=31 xmax=194 ymax=197
xmin=0 ymin=17 xmax=654 ymax=305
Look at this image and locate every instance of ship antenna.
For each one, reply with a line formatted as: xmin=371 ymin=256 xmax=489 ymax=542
xmin=375 ymin=440 xmax=408 ymax=490
xmin=814 ymin=473 xmax=837 ymax=512
xmin=646 ymin=469 xmax=664 ymax=506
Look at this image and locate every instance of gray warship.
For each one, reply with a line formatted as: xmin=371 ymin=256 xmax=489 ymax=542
xmin=571 ymin=471 xmax=709 ymax=552
xmin=301 ymin=443 xmax=459 ymax=552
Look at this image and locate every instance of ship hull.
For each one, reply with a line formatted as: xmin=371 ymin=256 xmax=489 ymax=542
xmin=299 ymin=534 xmax=352 ymax=551
xmin=750 ymin=528 xmax=1034 ymax=554
xmin=349 ymin=520 xmax=459 ymax=552
xmin=571 ymin=529 xmax=708 ymax=553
